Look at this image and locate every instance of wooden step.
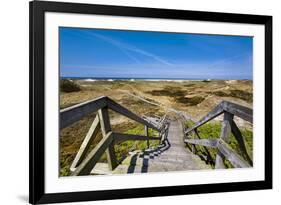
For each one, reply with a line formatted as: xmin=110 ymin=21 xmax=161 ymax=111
xmin=90 ymin=163 xmax=112 ymax=175
xmin=92 ymin=120 xmax=212 ymax=175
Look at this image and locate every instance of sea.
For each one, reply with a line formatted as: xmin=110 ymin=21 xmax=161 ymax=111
xmin=61 ymin=77 xmax=252 ymax=81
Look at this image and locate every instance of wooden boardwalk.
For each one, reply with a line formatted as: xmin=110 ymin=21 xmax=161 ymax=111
xmin=61 ymin=96 xmax=253 ymax=176
xmin=93 ymin=120 xmax=210 ymax=174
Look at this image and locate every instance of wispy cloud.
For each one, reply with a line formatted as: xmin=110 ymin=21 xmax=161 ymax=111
xmin=203 ymin=52 xmax=251 ymax=70
xmin=60 ymin=28 xmax=252 ymax=79
xmin=81 ymin=30 xmax=173 ymax=66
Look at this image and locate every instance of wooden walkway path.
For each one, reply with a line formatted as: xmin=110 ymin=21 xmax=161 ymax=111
xmin=60 ymin=96 xmax=253 ymax=176
xmin=93 ymin=120 xmax=210 ymax=174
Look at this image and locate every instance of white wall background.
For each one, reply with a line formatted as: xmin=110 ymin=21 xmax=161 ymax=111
xmin=0 ymin=0 xmax=279 ymax=204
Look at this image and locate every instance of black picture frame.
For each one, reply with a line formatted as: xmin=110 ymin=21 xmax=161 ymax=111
xmin=29 ymin=0 xmax=272 ymax=204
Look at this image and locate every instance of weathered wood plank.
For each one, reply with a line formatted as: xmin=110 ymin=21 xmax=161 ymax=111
xmin=229 ymin=119 xmax=253 ymax=166
xmin=98 ymin=107 xmax=117 ymax=170
xmin=70 ymin=115 xmax=100 ymax=171
xmin=159 ymin=114 xmax=167 ymax=125
xmin=161 ymin=124 xmax=169 ymax=142
xmin=145 ymin=125 xmax=149 ymax=148
xmin=71 ymin=132 xmax=114 ymax=176
xmin=60 ymin=96 xmax=107 ymax=129
xmin=159 ymin=118 xmax=167 ymax=130
xmin=113 ymin=132 xmax=160 ymax=143
xmin=184 ymin=138 xmax=218 ymax=148
xmin=106 ymin=97 xmax=160 ymax=132
xmin=185 ymin=101 xmax=252 ymax=135
xmin=185 ymin=104 xmax=224 ymax=133
xmin=217 ymin=139 xmax=251 ymax=168
xmin=220 ymin=120 xmax=232 ymax=141
xmin=222 ymin=101 xmax=253 ymax=123
xmin=193 ymin=129 xmax=212 ymax=162
xmin=215 ymin=118 xmax=232 ymax=169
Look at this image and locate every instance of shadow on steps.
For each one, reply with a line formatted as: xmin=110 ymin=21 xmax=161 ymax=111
xmin=127 ymin=139 xmax=171 ymax=173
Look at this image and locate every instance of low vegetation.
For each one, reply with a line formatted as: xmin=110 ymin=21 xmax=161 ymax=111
xmin=60 ymin=79 xmax=81 ymax=93
xmin=146 ymin=87 xmax=185 ymax=97
xmin=183 ymin=83 xmax=195 ymax=87
xmin=202 ymin=80 xmax=211 ymax=83
xmin=147 ymin=86 xmax=205 ymax=106
xmin=175 ymin=96 xmax=205 ymax=105
xmin=212 ymin=89 xmax=253 ymax=103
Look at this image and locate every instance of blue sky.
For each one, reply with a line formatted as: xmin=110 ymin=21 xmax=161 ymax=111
xmin=60 ymin=27 xmax=253 ymax=79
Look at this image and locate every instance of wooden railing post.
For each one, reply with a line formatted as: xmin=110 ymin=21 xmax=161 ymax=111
xmin=160 ymin=129 xmax=164 ymax=142
xmin=191 ymin=129 xmax=199 ymax=154
xmin=145 ymin=125 xmax=149 ymax=148
xmin=193 ymin=129 xmax=214 ymax=163
xmin=98 ymin=107 xmax=118 ymax=170
xmin=229 ymin=119 xmax=253 ymax=166
xmin=215 ymin=112 xmax=233 ymax=169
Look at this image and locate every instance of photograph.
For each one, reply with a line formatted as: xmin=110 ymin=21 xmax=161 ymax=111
xmin=59 ymin=27 xmax=254 ymax=177
xmin=28 ymin=1 xmax=272 ymax=203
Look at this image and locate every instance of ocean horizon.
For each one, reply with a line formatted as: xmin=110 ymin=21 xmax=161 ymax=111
xmin=61 ymin=77 xmax=253 ymax=81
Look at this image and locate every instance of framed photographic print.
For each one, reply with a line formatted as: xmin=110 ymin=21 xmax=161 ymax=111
xmin=29 ymin=0 xmax=272 ymax=204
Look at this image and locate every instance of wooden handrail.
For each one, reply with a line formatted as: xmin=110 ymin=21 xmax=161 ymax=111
xmin=183 ymin=138 xmax=251 ymax=168
xmin=184 ymin=138 xmax=218 ymax=148
xmin=60 ymin=96 xmax=107 ymax=129
xmin=217 ymin=139 xmax=251 ymax=168
xmin=107 ymin=97 xmax=160 ymax=131
xmin=61 ymin=96 xmax=169 ymax=176
xmin=221 ymin=101 xmax=253 ymax=123
xmin=184 ymin=101 xmax=253 ymax=169
xmin=185 ymin=101 xmax=252 ymax=134
xmin=60 ymin=96 xmax=160 ymax=131
xmin=185 ymin=103 xmax=224 ymax=133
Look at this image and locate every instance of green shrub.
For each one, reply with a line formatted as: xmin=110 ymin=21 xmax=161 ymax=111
xmin=147 ymin=88 xmax=185 ymax=97
xmin=176 ymin=96 xmax=205 ymax=106
xmin=60 ymin=79 xmax=81 ymax=92
xmin=212 ymin=91 xmax=228 ymax=97
xmin=184 ymin=83 xmax=195 ymax=87
xmin=146 ymin=87 xmax=205 ymax=106
xmin=229 ymin=90 xmax=253 ymax=102
xmin=212 ymin=90 xmax=252 ymax=103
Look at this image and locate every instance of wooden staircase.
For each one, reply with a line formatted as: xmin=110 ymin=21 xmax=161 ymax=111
xmin=60 ymin=96 xmax=253 ymax=176
xmin=92 ymin=120 xmax=210 ymax=175
xmin=113 ymin=120 xmax=210 ymax=174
